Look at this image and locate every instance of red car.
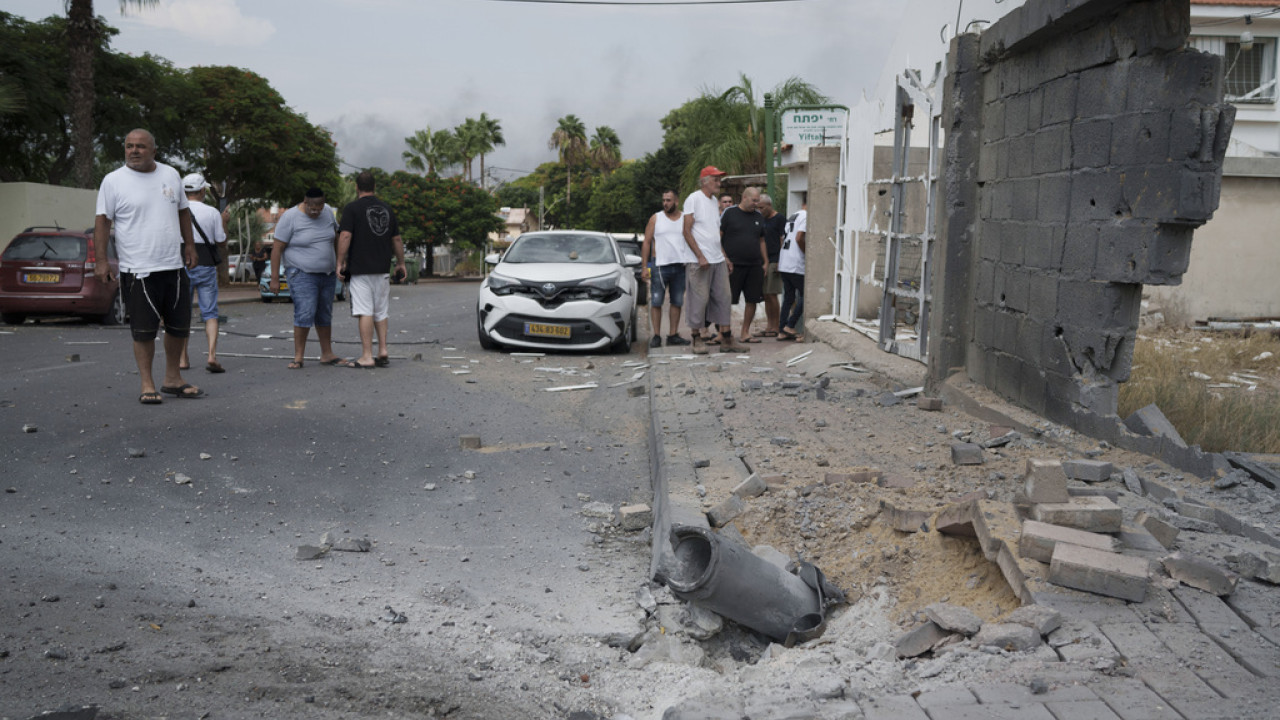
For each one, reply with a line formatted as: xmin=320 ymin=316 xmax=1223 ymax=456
xmin=0 ymin=227 xmax=125 ymax=325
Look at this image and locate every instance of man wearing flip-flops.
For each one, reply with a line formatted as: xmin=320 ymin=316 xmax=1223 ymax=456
xmin=682 ymin=166 xmax=746 ymax=355
xmin=337 ymin=171 xmax=406 ymax=369
xmin=93 ymin=129 xmax=203 ymax=404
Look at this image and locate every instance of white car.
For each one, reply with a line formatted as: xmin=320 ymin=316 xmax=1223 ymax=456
xmin=477 ymin=231 xmax=640 ymax=353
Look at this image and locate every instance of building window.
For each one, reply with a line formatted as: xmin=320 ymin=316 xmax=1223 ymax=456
xmin=1189 ymin=35 xmax=1277 ymax=103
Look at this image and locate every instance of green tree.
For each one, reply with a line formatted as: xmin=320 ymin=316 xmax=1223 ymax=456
xmin=585 ymin=160 xmax=643 ymax=233
xmin=474 ymin=112 xmax=504 ymax=190
xmin=402 ymin=126 xmax=458 ymax=177
xmin=183 ymin=66 xmax=340 ymax=207
xmin=67 ymin=0 xmax=159 ymax=188
xmin=379 ymin=170 xmax=502 ymax=276
xmin=548 ymin=114 xmax=587 ymax=219
xmin=589 ymin=125 xmax=622 ymax=176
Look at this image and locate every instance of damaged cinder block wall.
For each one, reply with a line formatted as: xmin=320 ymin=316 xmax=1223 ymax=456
xmin=929 ymin=0 xmax=1234 ymax=442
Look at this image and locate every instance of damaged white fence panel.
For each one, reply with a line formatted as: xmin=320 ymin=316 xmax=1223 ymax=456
xmin=544 ymin=383 xmax=598 ymax=392
xmin=893 ymin=386 xmax=925 ymax=398
xmin=786 ymin=350 xmax=814 ymax=367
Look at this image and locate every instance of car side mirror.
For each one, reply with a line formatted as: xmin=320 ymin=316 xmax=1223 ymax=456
xmin=623 ymin=254 xmax=642 ymax=267
xmin=484 ymin=253 xmax=501 ymax=265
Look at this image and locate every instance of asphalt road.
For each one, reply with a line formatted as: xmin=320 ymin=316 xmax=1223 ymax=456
xmin=0 ymin=280 xmax=654 ymax=719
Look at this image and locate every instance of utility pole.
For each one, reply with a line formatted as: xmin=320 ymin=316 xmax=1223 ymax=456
xmin=539 ymin=186 xmax=545 ymax=230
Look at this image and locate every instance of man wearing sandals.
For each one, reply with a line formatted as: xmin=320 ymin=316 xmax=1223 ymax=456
xmin=337 ymin=171 xmax=406 ymax=369
xmin=178 ymin=173 xmax=228 ymax=375
xmin=93 ymin=129 xmax=202 ymax=404
xmin=720 ymin=187 xmax=768 ymax=344
xmin=270 ymin=188 xmax=345 ymax=369
xmin=682 ymin=167 xmax=746 ymax=355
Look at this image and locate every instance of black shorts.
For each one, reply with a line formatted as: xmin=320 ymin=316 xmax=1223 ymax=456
xmin=122 ymin=269 xmax=192 ymax=342
xmin=728 ymin=263 xmax=764 ymax=304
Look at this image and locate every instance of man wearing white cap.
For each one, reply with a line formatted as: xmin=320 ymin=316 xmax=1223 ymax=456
xmin=179 ymin=172 xmax=228 ymax=373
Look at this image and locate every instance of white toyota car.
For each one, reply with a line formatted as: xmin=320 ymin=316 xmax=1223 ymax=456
xmin=477 ymin=231 xmax=640 ymax=353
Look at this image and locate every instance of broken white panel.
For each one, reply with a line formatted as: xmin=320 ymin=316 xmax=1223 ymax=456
xmin=544 ymin=383 xmax=598 ymax=392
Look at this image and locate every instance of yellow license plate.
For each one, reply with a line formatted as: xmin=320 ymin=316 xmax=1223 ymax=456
xmin=23 ymin=272 xmax=59 ymax=283
xmin=524 ymin=322 xmax=571 ymax=338
xmin=278 ymin=282 xmax=288 ymax=290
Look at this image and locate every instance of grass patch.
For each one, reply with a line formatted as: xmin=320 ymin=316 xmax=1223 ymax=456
xmin=1118 ymin=329 xmax=1280 ymax=453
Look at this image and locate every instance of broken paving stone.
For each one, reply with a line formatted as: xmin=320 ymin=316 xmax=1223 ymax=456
xmin=1048 ymin=542 xmax=1149 ymax=602
xmin=619 ymin=504 xmax=653 ymax=531
xmin=917 ymin=396 xmax=943 ymax=411
xmin=1226 ymin=550 xmax=1280 ymax=584
xmin=127 ymin=448 xmax=145 ymax=458
xmin=1024 ymin=458 xmax=1069 ymax=503
xmin=706 ymin=496 xmax=745 ymax=528
xmin=331 ymin=538 xmax=371 ymax=552
xmin=459 ymin=435 xmax=482 ymax=449
xmin=950 ymin=443 xmax=985 ymax=466
xmin=769 ymin=436 xmax=795 ymax=446
xmin=741 ymin=379 xmax=764 ymax=391
xmin=924 ymin=603 xmax=982 ymax=636
xmin=627 ymin=386 xmax=646 ymax=398
xmin=1122 ymin=468 xmax=1145 ymax=495
xmin=896 ymin=620 xmax=950 ymax=658
xmin=1162 ymin=552 xmax=1237 ymax=596
xmin=1213 ymin=469 xmax=1247 ymax=490
xmin=732 ymin=474 xmax=767 ymax=499
xmin=982 ymin=431 xmax=1021 ymax=449
xmin=972 ymin=623 xmax=1041 ymax=652
xmin=877 ymin=473 xmax=916 ymax=489
xmin=1032 ymin=496 xmax=1122 ymax=533
xmin=580 ymin=501 xmax=614 ymax=520
xmin=173 ymin=473 xmax=192 ymax=486
xmin=295 ymin=545 xmax=327 ymax=561
xmin=880 ymin=500 xmax=931 ymax=533
xmin=692 ymin=459 xmax=711 ymax=469
xmin=1123 ymin=403 xmax=1188 ymax=448
xmin=1019 ymin=519 xmax=1117 ymax=563
xmin=875 ymin=392 xmax=901 ymax=407
xmin=1005 ymin=605 xmax=1063 ymax=636
xmin=934 ymin=499 xmax=977 ymax=537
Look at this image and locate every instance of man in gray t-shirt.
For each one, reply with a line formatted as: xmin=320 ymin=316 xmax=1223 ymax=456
xmin=269 ymin=188 xmax=343 ymax=368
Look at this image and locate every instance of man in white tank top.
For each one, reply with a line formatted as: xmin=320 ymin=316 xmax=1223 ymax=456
xmin=641 ymin=190 xmax=695 ymax=348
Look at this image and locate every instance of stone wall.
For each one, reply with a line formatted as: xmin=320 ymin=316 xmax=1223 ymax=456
xmin=929 ymin=0 xmax=1234 ymax=444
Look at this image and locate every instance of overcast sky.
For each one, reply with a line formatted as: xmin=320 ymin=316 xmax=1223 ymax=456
xmin=10 ymin=0 xmax=1010 ymax=183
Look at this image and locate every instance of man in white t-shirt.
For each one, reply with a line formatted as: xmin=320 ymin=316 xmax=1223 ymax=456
xmin=93 ymin=128 xmax=201 ymax=404
xmin=178 ymin=173 xmax=229 ymax=375
xmin=640 ymin=189 xmax=694 ymax=349
xmin=777 ymin=202 xmax=808 ymax=341
xmin=682 ymin=166 xmax=745 ymax=355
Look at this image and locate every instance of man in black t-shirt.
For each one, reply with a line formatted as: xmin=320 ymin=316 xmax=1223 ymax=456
xmin=337 ymin=171 xmax=407 ymax=369
xmin=719 ymin=186 xmax=768 ymax=342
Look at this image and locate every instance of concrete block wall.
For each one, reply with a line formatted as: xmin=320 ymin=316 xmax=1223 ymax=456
xmin=930 ymin=0 xmax=1234 ymax=442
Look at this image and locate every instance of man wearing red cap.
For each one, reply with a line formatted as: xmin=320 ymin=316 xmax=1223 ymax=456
xmin=682 ymin=166 xmax=745 ymax=354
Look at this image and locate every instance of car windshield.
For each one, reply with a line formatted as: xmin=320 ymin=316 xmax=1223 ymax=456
xmin=503 ymin=234 xmax=616 ymax=264
xmin=2 ymin=235 xmax=87 ymax=262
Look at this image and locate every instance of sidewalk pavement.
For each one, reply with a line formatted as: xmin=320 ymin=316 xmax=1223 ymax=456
xmin=644 ymin=318 xmax=1280 ymax=720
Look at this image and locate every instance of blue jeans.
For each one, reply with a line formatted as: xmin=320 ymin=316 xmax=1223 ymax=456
xmin=650 ymin=264 xmax=687 ymax=307
xmin=780 ymin=272 xmax=804 ymax=331
xmin=285 ymin=267 xmax=335 ymax=328
xmin=187 ymin=265 xmax=219 ymax=321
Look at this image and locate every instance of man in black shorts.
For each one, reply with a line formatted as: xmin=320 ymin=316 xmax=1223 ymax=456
xmin=719 ymin=186 xmax=768 ymax=343
xmin=94 ymin=128 xmax=201 ymax=404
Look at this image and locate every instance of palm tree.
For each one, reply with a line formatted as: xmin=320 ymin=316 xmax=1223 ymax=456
xmin=67 ymin=0 xmax=160 ymax=188
xmin=588 ymin=126 xmax=622 ymax=176
xmin=403 ymin=127 xmax=459 ymax=177
xmin=548 ymin=114 xmax=587 ymax=215
xmin=454 ymin=118 xmax=490 ymax=183
xmin=680 ymin=72 xmax=829 ymax=190
xmin=475 ymin=112 xmax=504 ymax=190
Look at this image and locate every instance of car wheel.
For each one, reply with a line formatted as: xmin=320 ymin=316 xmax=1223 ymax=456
xmin=98 ymin=292 xmax=125 ymax=325
xmin=611 ymin=331 xmax=630 ymax=355
xmin=1 ymin=312 xmax=26 ymax=325
xmin=477 ymin=311 xmax=498 ymax=351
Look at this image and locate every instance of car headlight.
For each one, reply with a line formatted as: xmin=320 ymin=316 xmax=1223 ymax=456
xmin=579 ymin=271 xmax=623 ymax=292
xmin=486 ymin=272 xmax=520 ymax=296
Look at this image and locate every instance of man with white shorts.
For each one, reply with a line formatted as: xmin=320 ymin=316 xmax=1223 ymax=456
xmin=337 ymin=170 xmax=406 ymax=369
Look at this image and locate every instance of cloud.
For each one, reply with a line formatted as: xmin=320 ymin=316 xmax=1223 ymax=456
xmin=132 ymin=0 xmax=274 ymax=46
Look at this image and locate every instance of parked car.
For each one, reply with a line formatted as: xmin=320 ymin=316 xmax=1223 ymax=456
xmin=258 ymin=260 xmax=346 ymax=303
xmin=611 ymin=234 xmax=648 ymax=306
xmin=477 ymin=230 xmax=640 ymax=353
xmin=227 ymin=253 xmax=253 ymax=282
xmin=0 ymin=226 xmax=125 ymax=325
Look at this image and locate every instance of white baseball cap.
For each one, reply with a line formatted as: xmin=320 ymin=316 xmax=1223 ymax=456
xmin=182 ymin=173 xmax=209 ymax=192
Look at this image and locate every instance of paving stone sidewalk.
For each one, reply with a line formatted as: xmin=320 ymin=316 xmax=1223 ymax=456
xmin=645 ymin=319 xmax=1280 ymax=720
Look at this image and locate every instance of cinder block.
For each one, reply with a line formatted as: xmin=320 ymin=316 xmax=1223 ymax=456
xmin=731 ymin=473 xmax=767 ymax=499
xmin=896 ymin=620 xmax=949 ymax=658
xmin=1062 ymin=458 xmax=1115 ymax=483
xmin=1162 ymin=552 xmax=1237 ymax=596
xmin=1005 ymin=605 xmax=1062 ymax=635
xmin=618 ymin=504 xmax=653 ymax=531
xmin=1033 ymin=496 xmax=1122 ymax=533
xmin=1020 ymin=519 xmax=1117 ymax=563
xmin=1049 ymin=542 xmax=1149 ymax=602
xmin=951 ymin=442 xmax=985 ymax=465
xmin=706 ymin=496 xmax=744 ymax=528
xmin=1024 ymin=458 xmax=1069 ymax=503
